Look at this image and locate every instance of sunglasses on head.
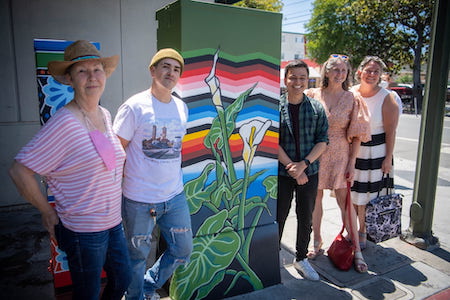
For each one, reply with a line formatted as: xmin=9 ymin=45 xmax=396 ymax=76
xmin=329 ymin=54 xmax=349 ymax=61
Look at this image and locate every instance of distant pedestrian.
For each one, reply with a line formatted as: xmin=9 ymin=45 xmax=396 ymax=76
xmin=277 ymin=59 xmax=328 ymax=281
xmin=113 ymin=48 xmax=193 ymax=300
xmin=381 ymin=72 xmax=403 ymax=115
xmin=9 ymin=40 xmax=131 ymax=300
xmin=351 ymin=56 xmax=399 ymax=249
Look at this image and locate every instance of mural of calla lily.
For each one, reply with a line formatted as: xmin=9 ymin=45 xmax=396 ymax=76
xmin=240 ymin=120 xmax=272 ymax=167
xmin=170 ymin=49 xmax=278 ymax=300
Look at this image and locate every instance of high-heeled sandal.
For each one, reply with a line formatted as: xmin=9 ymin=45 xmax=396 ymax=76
xmin=307 ymin=240 xmax=324 ymax=259
xmin=359 ymin=231 xmax=367 ymax=250
xmin=354 ymin=251 xmax=368 ymax=273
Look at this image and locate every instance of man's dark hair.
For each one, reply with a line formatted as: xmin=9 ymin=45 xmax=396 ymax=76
xmin=284 ymin=59 xmax=309 ymax=78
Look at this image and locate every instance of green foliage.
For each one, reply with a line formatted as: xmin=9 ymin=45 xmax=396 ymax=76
xmin=184 ymin=163 xmax=217 ymax=214
xmin=398 ymin=74 xmax=413 ymax=83
xmin=305 ymin=0 xmax=350 ymax=64
xmin=204 ymin=85 xmax=255 ymax=151
xmin=233 ymin=0 xmax=283 ymax=12
xmin=170 ymin=50 xmax=275 ymax=299
xmin=170 ymin=211 xmax=241 ymax=300
xmin=306 ymin=0 xmax=434 ymax=74
xmin=262 ymin=175 xmax=278 ymax=199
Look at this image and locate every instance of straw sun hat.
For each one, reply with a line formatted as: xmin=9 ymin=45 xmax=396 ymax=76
xmin=47 ymin=40 xmax=119 ymax=85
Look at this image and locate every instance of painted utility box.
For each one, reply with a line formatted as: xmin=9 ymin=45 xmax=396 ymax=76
xmin=155 ymin=1 xmax=282 ymax=299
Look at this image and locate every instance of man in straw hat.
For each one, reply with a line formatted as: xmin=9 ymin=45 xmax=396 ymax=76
xmin=9 ymin=40 xmax=131 ymax=299
xmin=113 ymin=48 xmax=192 ymax=300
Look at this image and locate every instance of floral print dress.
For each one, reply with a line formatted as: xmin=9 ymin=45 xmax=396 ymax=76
xmin=305 ymin=88 xmax=371 ymax=190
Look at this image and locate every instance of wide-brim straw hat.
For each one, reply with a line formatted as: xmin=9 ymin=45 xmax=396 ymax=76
xmin=47 ymin=40 xmax=119 ymax=85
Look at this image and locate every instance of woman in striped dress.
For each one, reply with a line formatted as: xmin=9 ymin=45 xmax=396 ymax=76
xmin=350 ymin=56 xmax=399 ymax=249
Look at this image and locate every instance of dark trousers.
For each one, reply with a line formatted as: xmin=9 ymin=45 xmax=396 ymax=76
xmin=277 ymin=174 xmax=318 ymax=261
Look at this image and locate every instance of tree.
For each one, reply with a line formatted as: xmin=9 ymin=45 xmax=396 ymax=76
xmin=306 ymin=0 xmax=434 ymax=110
xmin=305 ymin=0 xmax=366 ymax=64
xmin=233 ymin=0 xmax=283 ymax=12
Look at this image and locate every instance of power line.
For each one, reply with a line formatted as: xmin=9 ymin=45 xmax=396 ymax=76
xmin=283 ymin=11 xmax=311 ymax=17
xmin=283 ymin=13 xmax=311 ymax=20
xmin=283 ymin=0 xmax=312 ymax=7
xmin=283 ymin=17 xmax=311 ymax=23
xmin=283 ymin=21 xmax=309 ymax=26
xmin=282 ymin=0 xmax=312 ymax=32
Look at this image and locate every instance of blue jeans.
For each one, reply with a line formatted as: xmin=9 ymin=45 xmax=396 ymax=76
xmin=122 ymin=192 xmax=193 ymax=300
xmin=55 ymin=222 xmax=132 ymax=300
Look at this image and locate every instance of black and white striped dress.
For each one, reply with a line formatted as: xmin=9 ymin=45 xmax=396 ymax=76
xmin=351 ymin=87 xmax=394 ymax=205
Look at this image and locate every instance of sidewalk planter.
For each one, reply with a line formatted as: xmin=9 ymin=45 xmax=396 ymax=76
xmin=155 ymin=1 xmax=282 ymax=299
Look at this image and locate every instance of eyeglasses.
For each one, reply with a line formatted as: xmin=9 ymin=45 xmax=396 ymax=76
xmin=329 ymin=54 xmax=349 ymax=61
xmin=363 ymin=69 xmax=380 ymax=75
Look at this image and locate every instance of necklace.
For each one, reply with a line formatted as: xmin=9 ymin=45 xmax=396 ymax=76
xmin=73 ymin=101 xmax=117 ymax=179
xmin=74 ymin=101 xmax=106 ymax=133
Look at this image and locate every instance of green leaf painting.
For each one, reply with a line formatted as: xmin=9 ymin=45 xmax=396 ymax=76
xmin=170 ymin=49 xmax=276 ymax=299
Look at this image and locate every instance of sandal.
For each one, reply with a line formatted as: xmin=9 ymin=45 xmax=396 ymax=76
xmin=359 ymin=231 xmax=367 ymax=250
xmin=307 ymin=240 xmax=324 ymax=259
xmin=354 ymin=251 xmax=368 ymax=273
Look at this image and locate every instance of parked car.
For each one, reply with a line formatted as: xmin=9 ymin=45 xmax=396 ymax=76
xmin=397 ymin=83 xmax=413 ymax=88
xmin=390 ymin=85 xmax=413 ymax=102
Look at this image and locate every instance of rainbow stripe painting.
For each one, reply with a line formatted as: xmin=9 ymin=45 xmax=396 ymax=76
xmin=156 ymin=2 xmax=282 ymax=298
xmin=171 ymin=48 xmax=280 ymax=300
xmin=179 ymin=48 xmax=279 ymax=181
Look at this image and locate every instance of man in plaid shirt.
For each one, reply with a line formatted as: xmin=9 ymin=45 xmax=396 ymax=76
xmin=277 ymin=60 xmax=328 ymax=281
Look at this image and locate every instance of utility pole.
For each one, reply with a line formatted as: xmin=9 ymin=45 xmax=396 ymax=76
xmin=401 ymin=0 xmax=450 ymax=249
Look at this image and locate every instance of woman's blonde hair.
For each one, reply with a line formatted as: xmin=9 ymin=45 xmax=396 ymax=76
xmin=320 ymin=56 xmax=352 ymax=90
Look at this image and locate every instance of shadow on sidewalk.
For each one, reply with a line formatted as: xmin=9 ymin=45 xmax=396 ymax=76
xmin=0 ymin=204 xmax=54 ymax=299
xmin=429 ymin=247 xmax=450 ymax=263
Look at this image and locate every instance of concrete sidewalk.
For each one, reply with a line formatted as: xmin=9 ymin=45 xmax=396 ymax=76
xmin=231 ymin=194 xmax=450 ymax=300
xmin=222 ymin=157 xmax=450 ymax=300
xmin=1 ymin=157 xmax=449 ymax=299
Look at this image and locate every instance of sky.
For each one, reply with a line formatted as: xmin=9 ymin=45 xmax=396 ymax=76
xmin=281 ymin=0 xmax=314 ymax=34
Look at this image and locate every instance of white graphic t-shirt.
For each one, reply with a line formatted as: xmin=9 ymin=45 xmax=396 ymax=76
xmin=113 ymin=89 xmax=188 ymax=203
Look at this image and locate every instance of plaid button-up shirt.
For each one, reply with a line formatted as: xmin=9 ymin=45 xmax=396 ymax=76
xmin=279 ymin=92 xmax=329 ymax=176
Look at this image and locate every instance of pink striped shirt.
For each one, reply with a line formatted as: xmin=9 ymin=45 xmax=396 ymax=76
xmin=16 ymin=107 xmax=125 ymax=232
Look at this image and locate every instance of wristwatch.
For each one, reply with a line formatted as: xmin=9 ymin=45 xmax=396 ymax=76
xmin=304 ymin=158 xmax=311 ymax=167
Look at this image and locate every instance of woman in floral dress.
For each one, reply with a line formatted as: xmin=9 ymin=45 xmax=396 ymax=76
xmin=305 ymin=54 xmax=371 ymax=272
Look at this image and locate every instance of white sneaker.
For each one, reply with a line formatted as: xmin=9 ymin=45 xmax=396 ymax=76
xmin=293 ymin=258 xmax=320 ymax=281
xmin=144 ymin=292 xmax=160 ymax=300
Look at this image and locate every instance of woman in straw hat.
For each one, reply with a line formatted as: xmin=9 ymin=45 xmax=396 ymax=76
xmin=9 ymin=40 xmax=131 ymax=299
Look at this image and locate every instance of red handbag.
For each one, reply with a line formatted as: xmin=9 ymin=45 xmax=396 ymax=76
xmin=327 ymin=182 xmax=356 ymax=271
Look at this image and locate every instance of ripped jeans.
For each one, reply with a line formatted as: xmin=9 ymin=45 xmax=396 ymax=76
xmin=122 ymin=193 xmax=193 ymax=300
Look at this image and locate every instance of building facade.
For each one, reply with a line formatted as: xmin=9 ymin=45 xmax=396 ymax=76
xmin=280 ymin=31 xmax=321 ymax=88
xmin=281 ymin=31 xmax=306 ymax=61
